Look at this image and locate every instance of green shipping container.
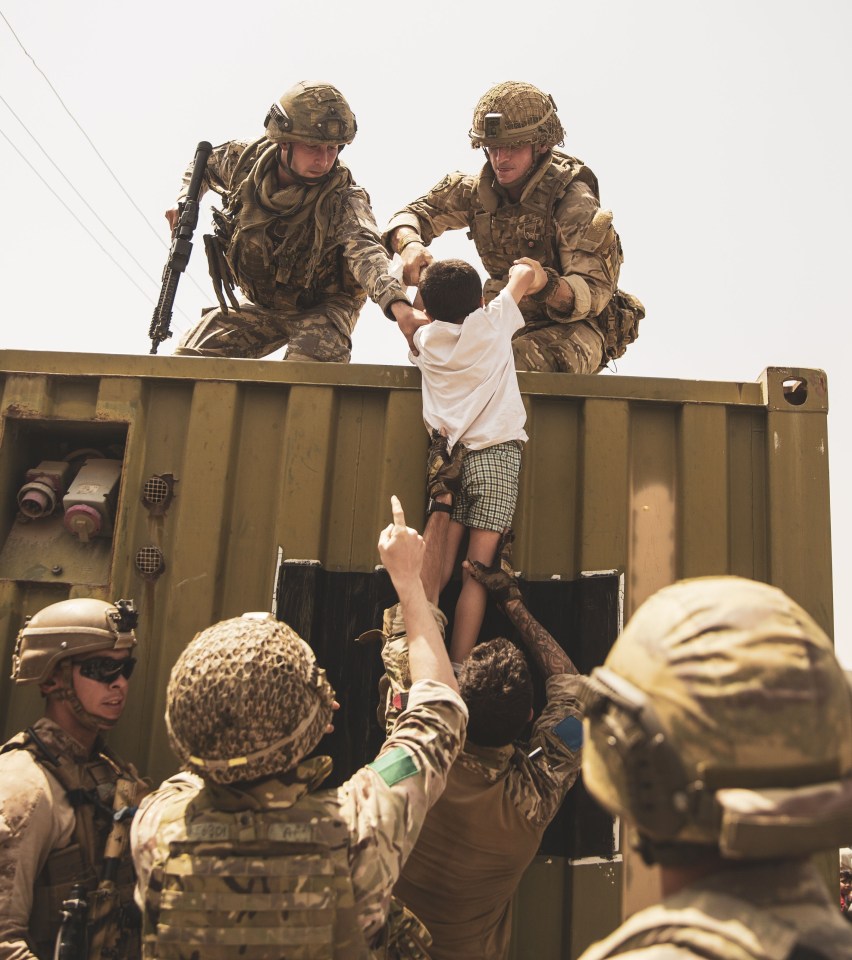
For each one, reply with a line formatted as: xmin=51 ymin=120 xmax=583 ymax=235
xmin=0 ymin=352 xmax=833 ymax=958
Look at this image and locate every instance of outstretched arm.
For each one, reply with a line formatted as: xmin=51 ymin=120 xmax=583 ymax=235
xmin=378 ymin=496 xmax=459 ymax=692
xmin=463 ymin=531 xmax=577 ymax=678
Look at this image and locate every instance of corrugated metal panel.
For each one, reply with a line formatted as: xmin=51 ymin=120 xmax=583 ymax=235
xmin=0 ymin=353 xmax=832 ymax=957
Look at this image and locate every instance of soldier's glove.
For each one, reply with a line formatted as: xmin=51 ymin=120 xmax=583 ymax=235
xmin=426 ymin=430 xmax=467 ymax=500
xmin=465 ymin=530 xmax=522 ymax=604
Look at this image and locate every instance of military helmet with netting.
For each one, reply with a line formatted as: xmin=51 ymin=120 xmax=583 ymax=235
xmin=582 ymin=576 xmax=852 ymax=861
xmin=166 ymin=612 xmax=335 ymax=784
xmin=264 ymin=81 xmax=357 ymax=146
xmin=11 ymin=598 xmax=138 ymax=685
xmin=469 ymin=81 xmax=564 ymax=150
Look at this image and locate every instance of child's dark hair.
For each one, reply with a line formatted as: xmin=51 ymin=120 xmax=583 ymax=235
xmin=419 ymin=259 xmax=482 ymax=324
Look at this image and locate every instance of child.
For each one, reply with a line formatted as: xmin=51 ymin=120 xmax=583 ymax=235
xmin=410 ymin=256 xmax=547 ymax=667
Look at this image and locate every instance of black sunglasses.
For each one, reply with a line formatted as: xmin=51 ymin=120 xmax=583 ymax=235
xmin=74 ymin=656 xmax=137 ymax=684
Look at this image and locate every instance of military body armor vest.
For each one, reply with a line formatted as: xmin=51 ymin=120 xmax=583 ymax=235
xmin=470 ymin=151 xmax=642 ymax=361
xmin=0 ymin=724 xmax=139 ymax=960
xmin=580 ymin=886 xmax=852 ymax=960
xmin=211 ymin=139 xmax=364 ymax=311
xmin=143 ymin=781 xmax=371 ymax=960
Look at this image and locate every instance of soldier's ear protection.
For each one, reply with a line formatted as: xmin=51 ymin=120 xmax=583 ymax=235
xmin=584 ymin=667 xmax=695 ymax=840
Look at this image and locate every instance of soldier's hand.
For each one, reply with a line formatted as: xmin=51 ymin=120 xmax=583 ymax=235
xmin=401 ymin=243 xmax=433 ymax=286
xmin=513 ymin=257 xmax=549 ymax=295
xmin=462 ymin=530 xmax=522 ymax=604
xmin=378 ymin=496 xmax=425 ymax=587
xmin=165 ymin=206 xmax=180 ymax=235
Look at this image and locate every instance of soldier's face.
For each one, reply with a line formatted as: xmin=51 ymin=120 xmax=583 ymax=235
xmin=286 ymin=142 xmax=340 ymax=179
xmin=489 ymin=144 xmax=536 ymax=186
xmin=71 ymin=650 xmax=132 ymax=727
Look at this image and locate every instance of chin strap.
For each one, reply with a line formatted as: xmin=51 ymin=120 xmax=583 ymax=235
xmin=56 ymin=661 xmax=118 ymax=731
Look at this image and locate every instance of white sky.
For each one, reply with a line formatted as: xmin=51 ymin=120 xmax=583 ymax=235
xmin=1 ymin=0 xmax=849 ymax=664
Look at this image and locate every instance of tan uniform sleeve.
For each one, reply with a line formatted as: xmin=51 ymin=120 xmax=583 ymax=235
xmin=337 ymin=188 xmax=411 ymax=316
xmin=507 ymin=673 xmax=585 ymax=829
xmin=550 ymin=180 xmax=621 ymax=323
xmin=176 ymin=140 xmax=251 ymax=203
xmin=382 ymin=172 xmax=476 ymax=250
xmin=338 ymin=678 xmax=467 ymax=943
xmin=0 ymin=753 xmax=74 ymax=960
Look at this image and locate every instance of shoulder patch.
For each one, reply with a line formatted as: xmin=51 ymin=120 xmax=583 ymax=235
xmin=552 ymin=715 xmax=583 ymax=751
xmin=368 ymin=747 xmax=419 ymax=787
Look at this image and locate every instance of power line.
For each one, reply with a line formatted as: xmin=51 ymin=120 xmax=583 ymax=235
xmin=0 ymin=92 xmax=163 ymax=291
xmin=0 ymin=125 xmax=157 ymax=307
xmin=0 ymin=8 xmax=212 ymax=302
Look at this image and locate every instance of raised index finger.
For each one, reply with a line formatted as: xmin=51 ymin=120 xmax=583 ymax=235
xmin=390 ymin=495 xmax=406 ymax=527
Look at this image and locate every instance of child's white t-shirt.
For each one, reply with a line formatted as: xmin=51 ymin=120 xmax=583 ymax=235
xmin=410 ymin=289 xmax=529 ymax=452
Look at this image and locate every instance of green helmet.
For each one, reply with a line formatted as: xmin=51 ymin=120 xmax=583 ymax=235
xmin=264 ymin=81 xmax=357 ymax=146
xmin=165 ymin=612 xmax=335 ymax=785
xmin=582 ymin=577 xmax=852 ymax=863
xmin=469 ymin=81 xmax=565 ymax=150
xmin=11 ymin=598 xmax=138 ymax=685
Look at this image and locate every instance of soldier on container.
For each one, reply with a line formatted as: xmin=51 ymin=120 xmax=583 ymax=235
xmin=167 ymin=81 xmax=423 ymax=362
xmin=371 ymin=533 xmax=585 ymax=960
xmin=578 ymin=577 xmax=852 ymax=960
xmin=0 ymin=598 xmax=146 ymax=960
xmin=131 ymin=496 xmax=468 ymax=959
xmin=384 ymin=80 xmax=644 ymax=372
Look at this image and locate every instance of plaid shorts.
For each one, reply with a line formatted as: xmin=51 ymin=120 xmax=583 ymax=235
xmin=452 ymin=441 xmax=522 ymax=531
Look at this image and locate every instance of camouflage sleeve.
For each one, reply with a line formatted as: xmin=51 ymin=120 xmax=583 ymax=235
xmin=130 ymin=772 xmax=204 ymax=911
xmin=337 ymin=188 xmax=410 ymax=316
xmin=508 ymin=674 xmax=585 ymax=829
xmin=0 ymin=753 xmax=74 ymax=960
xmin=176 ymin=140 xmax=250 ymax=203
xmin=550 ymin=180 xmax=622 ymax=323
xmin=382 ymin=172 xmax=477 ymax=250
xmin=339 ymin=678 xmax=467 ymax=943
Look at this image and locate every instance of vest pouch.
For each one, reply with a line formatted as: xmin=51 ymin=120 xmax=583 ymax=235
xmin=596 ymin=289 xmax=645 ymax=362
xmin=30 ymin=843 xmax=96 ymax=955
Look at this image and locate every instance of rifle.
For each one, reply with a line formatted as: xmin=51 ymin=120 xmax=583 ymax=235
xmin=55 ymin=884 xmax=89 ymax=960
xmin=149 ymin=141 xmax=213 ymax=354
xmin=86 ymin=774 xmax=141 ymax=960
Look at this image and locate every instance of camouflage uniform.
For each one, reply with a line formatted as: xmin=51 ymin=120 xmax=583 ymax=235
xmin=579 ymin=859 xmax=852 ymax=960
xmin=578 ymin=576 xmax=852 ymax=960
xmin=0 ymin=720 xmax=141 ymax=960
xmin=376 ymin=604 xmax=585 ymax=960
xmin=174 ymin=84 xmax=410 ymax=362
xmin=0 ymin=598 xmax=144 ymax=960
xmin=131 ymin=613 xmax=467 ymax=959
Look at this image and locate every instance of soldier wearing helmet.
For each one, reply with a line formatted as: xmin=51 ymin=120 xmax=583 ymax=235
xmin=0 ymin=598 xmax=147 ymax=960
xmin=385 ymin=80 xmax=644 ymax=373
xmin=576 ymin=577 xmax=852 ymax=960
xmin=166 ymin=81 xmax=425 ymax=362
xmin=131 ymin=497 xmax=468 ymax=959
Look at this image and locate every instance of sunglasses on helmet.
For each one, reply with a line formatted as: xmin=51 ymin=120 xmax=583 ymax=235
xmin=73 ymin=656 xmax=137 ymax=683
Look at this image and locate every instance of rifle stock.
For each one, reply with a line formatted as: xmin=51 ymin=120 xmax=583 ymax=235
xmin=149 ymin=141 xmax=213 ymax=354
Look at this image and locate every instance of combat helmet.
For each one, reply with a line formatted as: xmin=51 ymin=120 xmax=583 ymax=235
xmin=264 ymin=81 xmax=357 ymax=147
xmin=469 ymin=81 xmax=565 ymax=150
xmin=582 ymin=576 xmax=852 ymax=865
xmin=12 ymin=598 xmax=138 ymax=685
xmin=165 ymin=612 xmax=335 ymax=784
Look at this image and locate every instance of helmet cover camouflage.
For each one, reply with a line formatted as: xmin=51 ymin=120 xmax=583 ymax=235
xmin=11 ymin=598 xmax=138 ymax=684
xmin=469 ymin=81 xmax=565 ymax=150
xmin=264 ymin=81 xmax=357 ymax=146
xmin=165 ymin=613 xmax=335 ymax=784
xmin=583 ymin=577 xmax=852 ymax=858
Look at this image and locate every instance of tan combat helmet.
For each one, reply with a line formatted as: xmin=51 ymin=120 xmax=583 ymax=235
xmin=264 ymin=81 xmax=357 ymax=147
xmin=582 ymin=577 xmax=852 ymax=865
xmin=165 ymin=612 xmax=335 ymax=784
xmin=11 ymin=598 xmax=138 ymax=685
xmin=469 ymin=81 xmax=565 ymax=150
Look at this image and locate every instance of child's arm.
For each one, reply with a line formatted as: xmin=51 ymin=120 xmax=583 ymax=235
xmin=504 ymin=257 xmax=549 ymax=305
